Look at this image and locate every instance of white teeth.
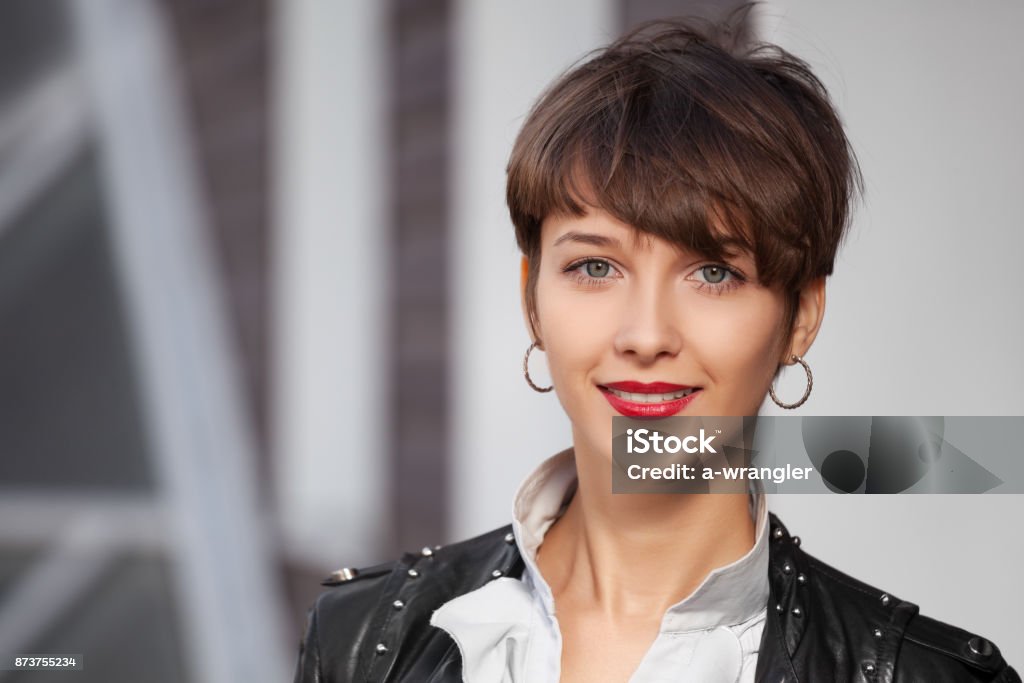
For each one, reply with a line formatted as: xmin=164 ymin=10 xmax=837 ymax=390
xmin=606 ymin=387 xmax=698 ymax=403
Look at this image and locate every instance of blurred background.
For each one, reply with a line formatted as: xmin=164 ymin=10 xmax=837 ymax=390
xmin=0 ymin=0 xmax=1020 ymax=681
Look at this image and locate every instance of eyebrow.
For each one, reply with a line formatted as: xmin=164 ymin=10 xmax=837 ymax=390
xmin=552 ymin=231 xmax=623 ymax=248
xmin=551 ymin=229 xmax=753 ymax=263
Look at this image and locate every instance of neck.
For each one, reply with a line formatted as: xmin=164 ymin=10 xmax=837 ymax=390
xmin=536 ymin=440 xmax=756 ymax=621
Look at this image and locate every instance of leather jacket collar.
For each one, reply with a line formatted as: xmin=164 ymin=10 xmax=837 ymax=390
xmin=294 ymin=513 xmax=1019 ymax=682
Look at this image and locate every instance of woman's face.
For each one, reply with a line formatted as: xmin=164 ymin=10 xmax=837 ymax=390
xmin=531 ymin=206 xmax=797 ymax=458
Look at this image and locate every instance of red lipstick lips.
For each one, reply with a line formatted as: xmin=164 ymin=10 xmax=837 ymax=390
xmin=599 ymin=381 xmax=702 ymax=418
xmin=604 ymin=381 xmax=696 ymax=393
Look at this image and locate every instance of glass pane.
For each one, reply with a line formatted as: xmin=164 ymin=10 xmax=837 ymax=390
xmin=0 ymin=0 xmax=70 ymax=111
xmin=0 ymin=148 xmax=153 ymax=491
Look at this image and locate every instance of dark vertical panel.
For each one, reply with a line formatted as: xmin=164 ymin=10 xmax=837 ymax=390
xmin=621 ymin=0 xmax=756 ymax=43
xmin=388 ymin=0 xmax=452 ymax=553
xmin=0 ymin=149 xmax=153 ymax=490
xmin=159 ymin=0 xmax=271 ymax=483
xmin=0 ymin=0 xmax=69 ymax=110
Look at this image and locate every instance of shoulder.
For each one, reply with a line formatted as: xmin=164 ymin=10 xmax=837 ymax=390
xmin=897 ymin=612 xmax=1021 ymax=682
xmin=774 ymin=514 xmax=1019 ymax=682
xmin=294 ymin=559 xmax=399 ymax=682
xmin=293 ymin=524 xmax=520 ymax=683
xmin=312 ymin=522 xmax=519 ymax=617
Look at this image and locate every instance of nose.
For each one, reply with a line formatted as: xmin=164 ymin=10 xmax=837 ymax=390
xmin=612 ymin=280 xmax=684 ymax=363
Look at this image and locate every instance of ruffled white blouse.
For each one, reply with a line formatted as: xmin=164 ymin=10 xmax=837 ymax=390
xmin=430 ymin=448 xmax=770 ymax=682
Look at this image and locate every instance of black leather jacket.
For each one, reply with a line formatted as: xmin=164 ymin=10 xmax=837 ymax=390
xmin=293 ymin=513 xmax=1019 ymax=682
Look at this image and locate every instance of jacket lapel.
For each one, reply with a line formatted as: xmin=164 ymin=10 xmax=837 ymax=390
xmin=753 ymin=577 xmax=801 ymax=682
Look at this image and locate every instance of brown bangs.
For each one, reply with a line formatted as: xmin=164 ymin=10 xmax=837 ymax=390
xmin=507 ymin=17 xmax=862 ymax=342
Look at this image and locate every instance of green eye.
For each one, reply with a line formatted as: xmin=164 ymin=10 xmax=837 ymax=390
xmin=585 ymin=261 xmax=611 ymax=277
xmin=701 ymin=265 xmax=728 ymax=283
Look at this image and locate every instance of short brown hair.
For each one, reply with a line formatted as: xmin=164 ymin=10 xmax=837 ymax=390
xmin=507 ymin=12 xmax=862 ymax=360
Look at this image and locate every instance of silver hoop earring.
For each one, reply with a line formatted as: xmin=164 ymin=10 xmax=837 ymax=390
xmin=770 ymin=354 xmax=813 ymax=409
xmin=523 ymin=341 xmax=553 ymax=393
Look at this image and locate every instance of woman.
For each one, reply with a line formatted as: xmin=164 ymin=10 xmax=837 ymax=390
xmin=293 ymin=16 xmax=1019 ymax=683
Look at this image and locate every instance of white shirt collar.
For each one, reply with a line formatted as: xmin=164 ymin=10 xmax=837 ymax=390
xmin=430 ymin=447 xmax=771 ymax=682
xmin=511 ymin=446 xmax=770 ymax=633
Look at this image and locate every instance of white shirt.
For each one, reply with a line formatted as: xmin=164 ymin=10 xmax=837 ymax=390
xmin=430 ymin=447 xmax=770 ymax=682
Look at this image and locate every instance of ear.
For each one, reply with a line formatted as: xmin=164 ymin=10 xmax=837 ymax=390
xmin=520 ymin=256 xmax=540 ymax=343
xmin=783 ymin=277 xmax=826 ymax=364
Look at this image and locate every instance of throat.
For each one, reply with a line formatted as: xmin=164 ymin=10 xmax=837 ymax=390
xmin=534 ymin=488 xmax=757 ymax=619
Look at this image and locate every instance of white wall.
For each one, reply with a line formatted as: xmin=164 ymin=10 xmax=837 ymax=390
xmin=274 ymin=0 xmax=389 ymax=568
xmin=758 ymin=0 xmax=1024 ymax=662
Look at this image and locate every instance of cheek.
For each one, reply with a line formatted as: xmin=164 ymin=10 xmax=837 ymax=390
xmin=694 ymin=294 xmax=784 ymax=388
xmin=533 ymin=279 xmax=617 ymax=415
xmin=536 ymin=284 xmax=607 ymax=375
